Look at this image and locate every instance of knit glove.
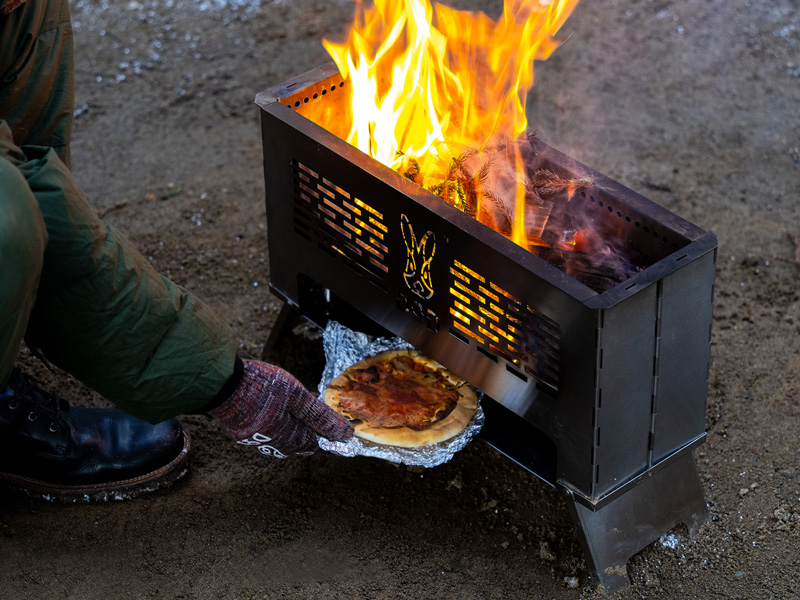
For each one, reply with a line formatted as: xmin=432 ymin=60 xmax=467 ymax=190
xmin=210 ymin=361 xmax=353 ymax=457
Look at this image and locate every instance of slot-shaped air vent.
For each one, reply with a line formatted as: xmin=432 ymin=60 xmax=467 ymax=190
xmin=448 ymin=259 xmax=561 ymax=392
xmin=292 ymin=160 xmax=389 ymax=285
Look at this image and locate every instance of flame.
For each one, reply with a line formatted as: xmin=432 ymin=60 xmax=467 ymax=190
xmin=323 ymin=0 xmax=579 ymax=189
xmin=511 ymin=144 xmax=527 ymax=247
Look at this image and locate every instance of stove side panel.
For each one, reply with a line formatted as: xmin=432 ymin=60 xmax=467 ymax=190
xmin=651 ymin=247 xmax=716 ymax=462
xmin=260 ymin=102 xmax=602 ymax=495
xmin=592 ymin=287 xmax=659 ymax=498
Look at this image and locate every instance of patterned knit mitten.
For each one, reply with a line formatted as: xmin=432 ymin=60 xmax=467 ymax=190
xmin=210 ymin=361 xmax=352 ymax=457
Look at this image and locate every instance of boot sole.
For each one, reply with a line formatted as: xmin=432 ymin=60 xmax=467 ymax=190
xmin=0 ymin=430 xmax=193 ymax=502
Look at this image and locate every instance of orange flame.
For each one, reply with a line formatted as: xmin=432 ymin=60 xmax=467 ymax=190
xmin=323 ymin=0 xmax=579 ymax=181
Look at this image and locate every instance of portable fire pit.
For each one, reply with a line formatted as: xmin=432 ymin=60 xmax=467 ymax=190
xmin=256 ymin=63 xmax=717 ymax=593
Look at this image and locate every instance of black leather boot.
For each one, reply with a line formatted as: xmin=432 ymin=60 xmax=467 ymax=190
xmin=0 ymin=368 xmax=192 ymax=501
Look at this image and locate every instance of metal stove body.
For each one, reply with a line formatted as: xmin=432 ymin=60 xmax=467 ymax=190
xmin=256 ymin=64 xmax=717 ymax=593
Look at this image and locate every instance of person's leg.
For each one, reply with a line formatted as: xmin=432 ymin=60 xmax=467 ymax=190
xmin=0 ymin=126 xmax=193 ymax=501
xmin=13 ymin=140 xmax=237 ymax=422
xmin=0 ymin=1 xmax=205 ymax=502
xmin=1 ymin=0 xmax=236 ymax=422
xmin=0 ymin=141 xmax=47 ymax=387
xmin=0 ymin=0 xmax=74 ymax=165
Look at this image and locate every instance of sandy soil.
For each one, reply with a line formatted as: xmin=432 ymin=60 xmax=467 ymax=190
xmin=1 ymin=0 xmax=799 ymax=598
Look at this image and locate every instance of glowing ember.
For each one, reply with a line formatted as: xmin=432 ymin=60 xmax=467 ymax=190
xmin=324 ymin=0 xmax=580 ymax=248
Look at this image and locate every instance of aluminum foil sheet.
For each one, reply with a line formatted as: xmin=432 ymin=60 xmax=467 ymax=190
xmin=317 ymin=321 xmax=484 ymax=467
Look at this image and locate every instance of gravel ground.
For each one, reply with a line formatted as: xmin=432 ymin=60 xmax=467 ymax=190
xmin=1 ymin=0 xmax=798 ymax=598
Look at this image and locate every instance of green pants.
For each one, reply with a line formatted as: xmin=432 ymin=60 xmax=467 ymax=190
xmin=0 ymin=0 xmax=73 ymax=166
xmin=0 ymin=0 xmax=236 ymax=422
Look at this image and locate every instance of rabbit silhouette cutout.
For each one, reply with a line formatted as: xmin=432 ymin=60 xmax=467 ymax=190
xmin=401 ymin=213 xmax=436 ymax=299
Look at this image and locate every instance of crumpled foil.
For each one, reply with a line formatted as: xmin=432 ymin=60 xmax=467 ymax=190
xmin=317 ymin=321 xmax=484 ymax=467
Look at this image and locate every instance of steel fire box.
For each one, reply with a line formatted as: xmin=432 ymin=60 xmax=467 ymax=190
xmin=256 ymin=63 xmax=717 ymax=593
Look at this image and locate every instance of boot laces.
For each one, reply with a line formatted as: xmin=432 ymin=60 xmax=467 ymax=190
xmin=4 ymin=368 xmax=69 ymax=433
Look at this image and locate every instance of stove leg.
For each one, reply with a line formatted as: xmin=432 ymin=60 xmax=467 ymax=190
xmin=563 ymin=451 xmax=707 ymax=595
xmin=261 ymin=302 xmax=303 ymax=359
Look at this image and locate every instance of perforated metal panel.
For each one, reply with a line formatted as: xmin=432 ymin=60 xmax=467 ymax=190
xmin=292 ymin=160 xmax=390 ymax=289
xmin=448 ymin=259 xmax=561 ymax=392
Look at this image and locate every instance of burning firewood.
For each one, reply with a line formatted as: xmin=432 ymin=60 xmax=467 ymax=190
xmin=398 ymin=134 xmax=593 ymax=245
xmin=531 ymin=245 xmax=640 ymax=292
xmin=527 ymin=167 xmax=593 ymax=201
xmin=393 ymin=134 xmax=648 ymax=293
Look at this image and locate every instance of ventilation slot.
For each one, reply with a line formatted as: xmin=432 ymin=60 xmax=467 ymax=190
xmin=506 ymin=364 xmax=528 ymax=382
xmin=477 ymin=346 xmax=498 ymax=363
xmin=369 ymin=277 xmax=388 ymax=293
xmin=291 ymin=160 xmax=389 ymax=285
xmin=293 ymin=225 xmax=311 ymax=242
xmin=449 ymin=327 xmax=470 ymax=345
xmin=448 ymin=259 xmax=561 ymax=392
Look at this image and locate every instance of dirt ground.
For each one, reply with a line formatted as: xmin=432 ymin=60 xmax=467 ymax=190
xmin=1 ymin=0 xmax=799 ymax=597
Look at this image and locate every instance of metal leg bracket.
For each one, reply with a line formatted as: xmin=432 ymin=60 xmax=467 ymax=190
xmin=564 ymin=451 xmax=707 ymax=594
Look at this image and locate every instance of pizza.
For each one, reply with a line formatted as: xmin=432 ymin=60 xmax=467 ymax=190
xmin=323 ymin=349 xmax=478 ymax=448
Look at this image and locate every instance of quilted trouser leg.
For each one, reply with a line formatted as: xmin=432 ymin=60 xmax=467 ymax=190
xmin=0 ymin=152 xmax=47 ymax=388
xmin=0 ymin=0 xmax=74 ymax=166
xmin=1 ymin=123 xmax=237 ymax=423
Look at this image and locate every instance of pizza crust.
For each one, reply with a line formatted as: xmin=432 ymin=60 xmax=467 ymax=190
xmin=323 ymin=349 xmax=478 ymax=448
